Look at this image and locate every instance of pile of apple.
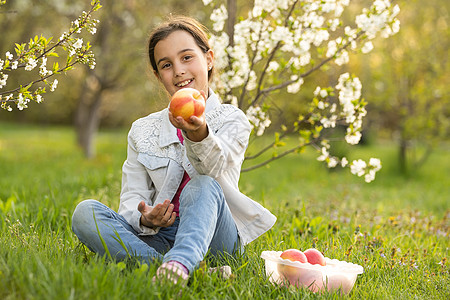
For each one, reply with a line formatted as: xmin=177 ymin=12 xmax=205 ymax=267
xmin=277 ymin=248 xmax=326 ymax=292
xmin=277 ymin=248 xmax=355 ymax=293
xmin=279 ymin=248 xmax=326 ymax=268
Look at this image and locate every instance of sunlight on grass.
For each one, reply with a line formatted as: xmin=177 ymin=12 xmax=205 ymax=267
xmin=0 ymin=123 xmax=448 ymax=299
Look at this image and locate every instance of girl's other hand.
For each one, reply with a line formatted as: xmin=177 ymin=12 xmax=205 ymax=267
xmin=138 ymin=200 xmax=176 ymax=228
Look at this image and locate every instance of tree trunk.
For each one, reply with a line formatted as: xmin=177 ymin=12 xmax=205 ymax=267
xmin=398 ymin=137 xmax=408 ymax=174
xmin=226 ymin=0 xmax=237 ymax=47
xmin=73 ymin=3 xmax=112 ymax=158
xmin=74 ymin=73 xmax=103 ymax=158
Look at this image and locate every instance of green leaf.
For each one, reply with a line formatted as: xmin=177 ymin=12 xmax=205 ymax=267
xmin=0 ymin=195 xmax=16 ymax=213
xmin=52 ymin=62 xmax=59 ymax=72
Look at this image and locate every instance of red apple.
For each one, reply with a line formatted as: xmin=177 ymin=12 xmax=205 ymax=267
xmin=169 ymin=88 xmax=205 ymax=122
xmin=277 ymin=249 xmax=307 ymax=283
xmin=280 ymin=249 xmax=308 ymax=263
xmin=304 ymin=248 xmax=326 ymax=266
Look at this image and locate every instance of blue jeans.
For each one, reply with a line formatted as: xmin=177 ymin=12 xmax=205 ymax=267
xmin=72 ymin=175 xmax=241 ymax=272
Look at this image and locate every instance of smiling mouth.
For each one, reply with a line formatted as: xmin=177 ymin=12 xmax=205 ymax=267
xmin=175 ymin=79 xmax=193 ymax=88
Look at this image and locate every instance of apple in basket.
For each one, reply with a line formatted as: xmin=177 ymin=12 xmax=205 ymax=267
xmin=304 ymin=248 xmax=326 ymax=266
xmin=277 ymin=249 xmax=307 ymax=279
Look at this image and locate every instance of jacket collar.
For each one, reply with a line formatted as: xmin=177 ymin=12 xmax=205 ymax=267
xmin=159 ymin=88 xmax=220 ymax=147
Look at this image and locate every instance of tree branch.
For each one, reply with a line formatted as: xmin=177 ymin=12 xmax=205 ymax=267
xmin=251 ymin=0 xmax=299 ymax=108
xmin=1 ymin=49 xmax=88 ymax=98
xmin=242 ymin=143 xmax=310 ymax=172
xmin=259 ymin=31 xmax=365 ymax=96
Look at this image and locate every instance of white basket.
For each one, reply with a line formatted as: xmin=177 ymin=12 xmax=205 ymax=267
xmin=261 ymin=251 xmax=364 ymax=294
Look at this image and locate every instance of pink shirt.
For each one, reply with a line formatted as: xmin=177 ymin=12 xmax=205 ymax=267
xmin=172 ymin=129 xmax=190 ymax=216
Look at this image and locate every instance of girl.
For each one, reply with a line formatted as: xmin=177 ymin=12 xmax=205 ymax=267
xmin=71 ymin=15 xmax=276 ymax=284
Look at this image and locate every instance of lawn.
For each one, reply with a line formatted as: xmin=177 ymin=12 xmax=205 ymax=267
xmin=0 ymin=123 xmax=448 ymax=299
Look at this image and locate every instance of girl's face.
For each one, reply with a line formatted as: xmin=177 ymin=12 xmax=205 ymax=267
xmin=153 ymin=30 xmax=214 ymax=97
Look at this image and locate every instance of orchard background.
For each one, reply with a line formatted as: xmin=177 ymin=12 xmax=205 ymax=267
xmin=0 ymin=0 xmax=448 ymax=299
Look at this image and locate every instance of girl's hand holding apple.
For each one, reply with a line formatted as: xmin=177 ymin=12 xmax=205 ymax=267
xmin=169 ymin=88 xmax=208 ymax=141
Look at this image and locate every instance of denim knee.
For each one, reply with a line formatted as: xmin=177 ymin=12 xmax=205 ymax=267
xmin=187 ymin=175 xmax=221 ymax=192
xmin=72 ymin=199 xmax=100 ymax=235
xmin=180 ymin=175 xmax=225 ymax=207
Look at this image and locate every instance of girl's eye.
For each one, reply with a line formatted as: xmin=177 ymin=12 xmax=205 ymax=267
xmin=183 ymin=55 xmax=193 ymax=61
xmin=161 ymin=62 xmax=171 ymax=69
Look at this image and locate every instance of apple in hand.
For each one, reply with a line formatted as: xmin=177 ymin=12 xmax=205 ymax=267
xmin=304 ymin=248 xmax=326 ymax=266
xmin=169 ymin=88 xmax=205 ymax=122
xmin=277 ymin=249 xmax=307 ymax=283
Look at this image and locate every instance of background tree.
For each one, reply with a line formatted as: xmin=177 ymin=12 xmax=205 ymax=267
xmin=0 ymin=0 xmax=206 ymax=157
xmin=358 ymin=0 xmax=450 ymax=174
xmin=203 ymin=0 xmax=400 ymax=182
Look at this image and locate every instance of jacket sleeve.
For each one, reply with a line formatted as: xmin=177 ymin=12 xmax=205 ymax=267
xmin=118 ymin=132 xmax=159 ymax=235
xmin=183 ymin=107 xmax=251 ymax=178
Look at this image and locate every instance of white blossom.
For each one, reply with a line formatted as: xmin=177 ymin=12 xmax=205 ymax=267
xmin=73 ymin=38 xmax=83 ymax=49
xmin=369 ymin=158 xmax=382 ymax=171
xmin=39 ymin=57 xmax=50 ymax=77
xmin=5 ymin=51 xmax=13 ymax=60
xmin=328 ymin=18 xmax=340 ymax=31
xmin=345 ymin=131 xmax=362 ymax=145
xmin=321 ymin=0 xmax=337 ymax=13
xmin=362 ymin=41 xmax=374 ymax=53
xmin=355 ymin=1 xmax=399 ymax=40
xmin=211 ymin=4 xmax=227 ymax=32
xmin=350 ymin=159 xmax=366 ymax=177
xmin=50 ymin=79 xmax=58 ymax=92
xmin=247 ymin=70 xmax=258 ymax=91
xmin=335 ymin=49 xmax=349 ymax=65
xmin=17 ymin=93 xmax=29 ymax=110
xmin=36 ymin=94 xmax=43 ymax=103
xmin=313 ymin=86 xmax=321 ymax=97
xmin=267 ymin=61 xmax=280 ymax=73
xmin=287 ymin=75 xmax=304 ymax=93
xmin=373 ymin=0 xmax=390 ymax=13
xmin=341 ymin=157 xmax=348 ymax=167
xmin=328 ymin=157 xmax=339 ymax=168
xmin=10 ymin=61 xmax=17 ymax=70
xmin=25 ymin=58 xmax=38 ymax=71
xmin=317 ymin=147 xmax=329 ymax=161
xmin=365 ymin=170 xmax=376 ymax=182
xmin=326 ymin=40 xmax=338 ymax=57
xmin=330 ymin=103 xmax=337 ymax=113
xmin=321 ymin=115 xmax=337 ymax=128
xmin=0 ymin=73 xmax=8 ymax=88
xmin=246 ymin=106 xmax=271 ymax=136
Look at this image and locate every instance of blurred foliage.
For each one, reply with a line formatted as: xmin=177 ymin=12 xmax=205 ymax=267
xmin=352 ymin=0 xmax=450 ymax=172
xmin=0 ymin=0 xmax=205 ymax=126
xmin=1 ymin=0 xmax=448 ymax=166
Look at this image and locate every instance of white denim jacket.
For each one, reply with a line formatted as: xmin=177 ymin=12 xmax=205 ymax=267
xmin=118 ymin=90 xmax=276 ymax=245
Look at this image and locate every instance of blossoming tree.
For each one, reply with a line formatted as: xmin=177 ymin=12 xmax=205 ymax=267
xmin=0 ymin=0 xmax=101 ymax=111
xmin=204 ymin=0 xmax=400 ymax=182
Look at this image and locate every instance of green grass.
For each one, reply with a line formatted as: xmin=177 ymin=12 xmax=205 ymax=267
xmin=0 ymin=123 xmax=448 ymax=299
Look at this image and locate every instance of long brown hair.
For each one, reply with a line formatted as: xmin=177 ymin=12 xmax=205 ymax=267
xmin=148 ymin=15 xmax=213 ymax=81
